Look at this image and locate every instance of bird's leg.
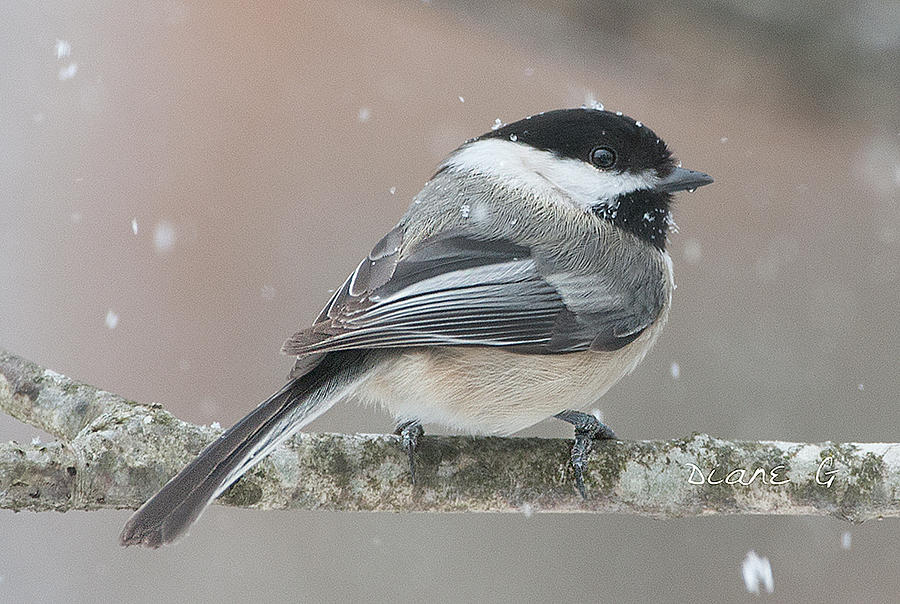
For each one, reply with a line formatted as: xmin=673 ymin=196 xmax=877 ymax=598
xmin=554 ymin=410 xmax=616 ymax=498
xmin=393 ymin=420 xmax=424 ymax=484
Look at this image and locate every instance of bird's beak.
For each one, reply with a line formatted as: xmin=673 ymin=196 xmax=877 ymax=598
xmin=655 ymin=167 xmax=714 ymax=193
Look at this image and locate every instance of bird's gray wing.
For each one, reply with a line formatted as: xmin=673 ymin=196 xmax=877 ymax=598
xmin=282 ymin=226 xmax=662 ymax=356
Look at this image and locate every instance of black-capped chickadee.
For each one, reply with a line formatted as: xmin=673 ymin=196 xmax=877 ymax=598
xmin=121 ymin=108 xmax=713 ymax=547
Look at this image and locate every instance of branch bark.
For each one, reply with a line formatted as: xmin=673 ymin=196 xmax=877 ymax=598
xmin=2 ymin=348 xmax=898 ymax=521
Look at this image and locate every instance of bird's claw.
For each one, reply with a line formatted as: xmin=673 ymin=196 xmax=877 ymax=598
xmin=555 ymin=410 xmax=616 ymax=498
xmin=394 ymin=420 xmax=424 ymax=484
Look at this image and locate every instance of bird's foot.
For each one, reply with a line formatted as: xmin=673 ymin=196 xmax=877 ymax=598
xmin=554 ymin=410 xmax=616 ymax=498
xmin=394 ymin=420 xmax=424 ymax=484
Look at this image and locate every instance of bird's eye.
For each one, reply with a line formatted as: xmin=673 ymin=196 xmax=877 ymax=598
xmin=590 ymin=147 xmax=616 ymax=169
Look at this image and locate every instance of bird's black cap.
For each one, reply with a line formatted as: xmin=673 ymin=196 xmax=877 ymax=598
xmin=476 ymin=108 xmax=676 ymax=176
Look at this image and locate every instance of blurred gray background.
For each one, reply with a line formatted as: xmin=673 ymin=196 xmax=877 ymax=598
xmin=2 ymin=1 xmax=899 ymax=601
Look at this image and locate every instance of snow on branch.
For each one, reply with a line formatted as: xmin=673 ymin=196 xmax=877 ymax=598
xmin=1 ymin=349 xmax=898 ymax=520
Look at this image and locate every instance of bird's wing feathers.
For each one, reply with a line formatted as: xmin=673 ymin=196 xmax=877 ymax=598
xmin=283 ymin=226 xmax=660 ymax=356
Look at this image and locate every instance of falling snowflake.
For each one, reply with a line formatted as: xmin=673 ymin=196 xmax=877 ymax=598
xmin=741 ymin=550 xmax=774 ymax=594
xmin=55 ymin=39 xmax=71 ymax=59
xmin=153 ymin=221 xmax=176 ymax=253
xmin=683 ymin=238 xmax=703 ymax=265
xmin=58 ymin=63 xmax=78 ymax=81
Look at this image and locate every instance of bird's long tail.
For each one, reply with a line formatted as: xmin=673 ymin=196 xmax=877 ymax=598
xmin=120 ymin=351 xmax=368 ymax=548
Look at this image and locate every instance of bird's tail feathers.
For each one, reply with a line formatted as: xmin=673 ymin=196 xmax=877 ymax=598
xmin=119 ymin=351 xmax=367 ymax=548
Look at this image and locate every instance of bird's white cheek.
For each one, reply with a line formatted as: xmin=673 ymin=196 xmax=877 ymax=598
xmin=538 ymin=164 xmax=659 ymax=211
xmin=444 ymin=139 xmax=659 ymax=212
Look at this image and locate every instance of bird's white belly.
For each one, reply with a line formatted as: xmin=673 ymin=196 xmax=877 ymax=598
xmin=355 ymin=313 xmax=666 ymax=435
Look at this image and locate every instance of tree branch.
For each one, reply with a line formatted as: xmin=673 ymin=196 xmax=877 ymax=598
xmin=2 ymin=348 xmax=898 ymax=520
